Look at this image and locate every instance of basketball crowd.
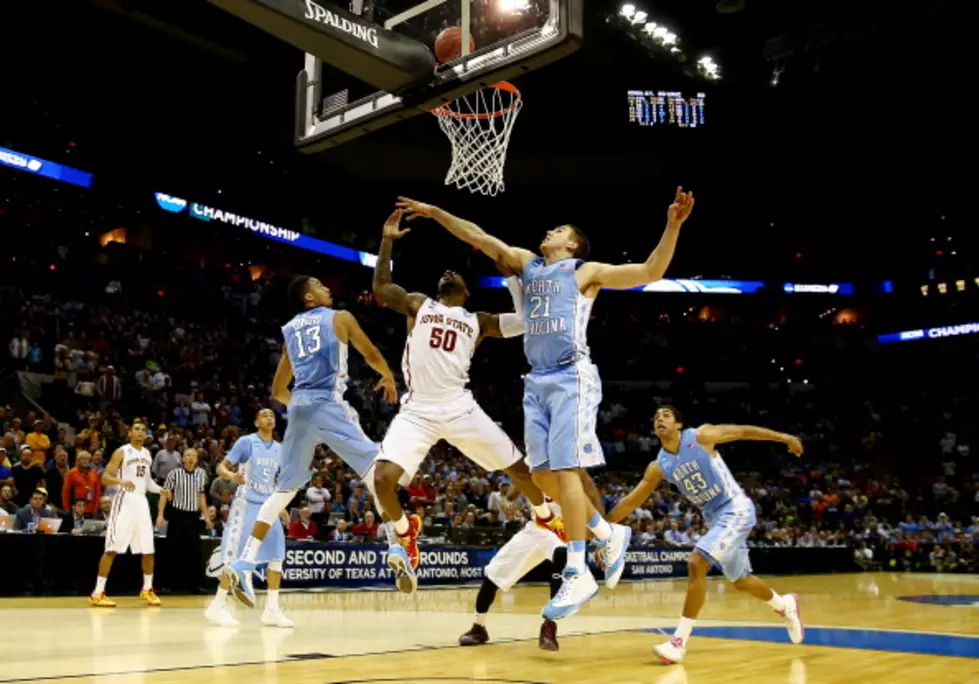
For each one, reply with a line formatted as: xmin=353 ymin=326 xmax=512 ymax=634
xmin=2 ymin=271 xmax=977 ymax=578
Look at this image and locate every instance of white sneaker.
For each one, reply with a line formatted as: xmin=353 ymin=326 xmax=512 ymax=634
xmin=601 ymin=523 xmax=632 ymax=589
xmin=205 ymin=602 xmax=239 ymax=627
xmin=778 ymin=593 xmax=804 ymax=644
xmin=541 ymin=568 xmax=599 ymax=621
xmin=653 ymin=636 xmax=687 ymax=664
xmin=261 ymin=608 xmax=295 ymax=628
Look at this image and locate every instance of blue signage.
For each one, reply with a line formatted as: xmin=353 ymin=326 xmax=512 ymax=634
xmin=0 ymin=146 xmax=93 ymax=188
xmin=157 ymin=194 xmax=385 ymax=269
xmin=480 ymin=277 xmax=765 ymax=294
xmin=783 ymin=283 xmax=854 ymax=295
xmin=155 ymin=193 xmax=187 ymax=213
xmin=878 ymin=322 xmax=979 ymax=345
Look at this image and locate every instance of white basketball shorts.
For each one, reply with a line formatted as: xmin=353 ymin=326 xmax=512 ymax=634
xmin=378 ymin=392 xmax=523 ymax=479
xmin=485 ymin=523 xmax=565 ymax=591
xmin=104 ymin=491 xmax=155 ymax=555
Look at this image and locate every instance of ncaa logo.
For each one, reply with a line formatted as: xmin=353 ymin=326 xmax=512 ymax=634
xmin=155 ymin=192 xmax=188 ymax=213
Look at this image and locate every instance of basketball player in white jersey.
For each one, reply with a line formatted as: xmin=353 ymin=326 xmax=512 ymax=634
xmin=90 ymin=420 xmax=163 ymax=607
xmin=371 ymin=210 xmax=564 ymax=593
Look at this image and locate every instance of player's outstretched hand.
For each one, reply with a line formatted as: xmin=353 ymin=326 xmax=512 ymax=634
xmin=785 ymin=435 xmax=804 ymax=457
xmin=375 ymin=374 xmax=398 ymax=404
xmin=382 ymin=209 xmax=411 ymax=240
xmin=396 ymin=197 xmax=437 ymax=221
xmin=667 ymin=186 xmax=695 ymax=227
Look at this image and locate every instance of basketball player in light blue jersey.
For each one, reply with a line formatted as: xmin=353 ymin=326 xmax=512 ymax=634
xmin=224 ymin=276 xmax=398 ymax=606
xmin=207 ymin=408 xmax=293 ymax=627
xmin=607 ymin=406 xmax=806 ymax=664
xmin=397 ymin=187 xmax=695 ymax=620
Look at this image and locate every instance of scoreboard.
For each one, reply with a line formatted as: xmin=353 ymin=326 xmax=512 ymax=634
xmin=628 ymin=90 xmax=706 ymax=128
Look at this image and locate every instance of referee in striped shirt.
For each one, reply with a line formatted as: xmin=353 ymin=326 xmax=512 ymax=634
xmin=156 ymin=448 xmax=211 ymax=593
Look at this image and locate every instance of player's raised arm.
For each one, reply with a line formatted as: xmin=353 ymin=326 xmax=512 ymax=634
xmin=695 ymin=424 xmax=804 ymax=457
xmin=271 ymin=348 xmax=293 ymax=407
xmin=334 ymin=310 xmax=399 ymax=404
xmin=580 ymin=187 xmax=695 ymax=292
xmin=373 ymin=209 xmax=428 ymax=317
xmin=474 ymin=257 xmax=526 ymax=341
xmin=396 ymin=197 xmax=535 ymax=274
xmin=102 ymin=447 xmax=134 ymax=491
xmin=607 ymin=461 xmax=665 ymax=523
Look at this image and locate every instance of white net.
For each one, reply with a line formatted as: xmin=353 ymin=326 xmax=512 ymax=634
xmin=433 ymin=82 xmax=523 ymax=197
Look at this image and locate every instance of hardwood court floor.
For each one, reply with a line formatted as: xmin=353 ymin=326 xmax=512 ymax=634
xmin=1 ymin=573 xmax=977 ymax=684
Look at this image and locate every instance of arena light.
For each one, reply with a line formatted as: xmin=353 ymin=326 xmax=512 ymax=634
xmin=633 ymin=10 xmax=648 ymax=24
xmin=662 ymin=32 xmax=678 ymax=46
xmin=620 ymin=4 xmax=636 ymax=19
xmin=697 ymin=55 xmax=721 ymax=80
xmin=498 ymin=0 xmax=531 ymax=12
xmin=653 ymin=26 xmax=668 ymax=39
xmin=644 ymin=22 xmax=657 ymax=34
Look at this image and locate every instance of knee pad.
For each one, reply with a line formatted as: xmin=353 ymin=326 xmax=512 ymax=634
xmin=257 ymin=490 xmax=297 ymax=525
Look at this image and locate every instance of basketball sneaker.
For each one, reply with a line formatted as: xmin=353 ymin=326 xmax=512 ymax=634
xmin=538 ymin=619 xmax=559 ymax=651
xmin=599 ymin=523 xmax=632 ymax=589
xmin=397 ymin=514 xmax=423 ymax=569
xmin=458 ymin=623 xmax=490 ymax=646
xmin=205 ymin=602 xmax=239 ymax=627
xmin=224 ymin=559 xmax=257 ymax=607
xmin=541 ymin=568 xmax=599 ymax=621
xmin=89 ymin=593 xmax=116 ymax=608
xmin=777 ymin=593 xmax=805 ymax=644
xmin=653 ymin=636 xmax=687 ymax=664
xmin=261 ymin=608 xmax=296 ymax=628
xmin=140 ymin=589 xmax=162 ymax=607
xmin=534 ymin=512 xmax=568 ymax=543
xmin=387 ymin=544 xmax=418 ymax=594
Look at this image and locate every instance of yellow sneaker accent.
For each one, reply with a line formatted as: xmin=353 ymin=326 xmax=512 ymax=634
xmin=89 ymin=593 xmax=117 ymax=608
xmin=140 ymin=589 xmax=162 ymax=607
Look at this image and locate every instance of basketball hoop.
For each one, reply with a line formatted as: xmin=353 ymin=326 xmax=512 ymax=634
xmin=432 ymin=82 xmax=523 ymax=197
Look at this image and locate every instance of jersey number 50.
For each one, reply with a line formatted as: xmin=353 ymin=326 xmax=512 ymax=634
xmin=429 ymin=327 xmax=457 ymax=352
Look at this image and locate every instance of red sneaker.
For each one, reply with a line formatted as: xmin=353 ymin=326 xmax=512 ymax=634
xmin=538 ymin=619 xmax=559 ymax=651
xmin=459 ymin=623 xmax=490 ymax=646
xmin=535 ymin=513 xmax=568 ymax=543
xmin=398 ymin=514 xmax=423 ymax=570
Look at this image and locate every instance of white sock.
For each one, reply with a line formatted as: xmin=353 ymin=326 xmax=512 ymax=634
xmin=143 ymin=574 xmax=153 ymax=591
xmin=242 ymin=536 xmax=261 ymax=563
xmin=393 ymin=514 xmax=409 ymax=536
xmin=586 ymin=512 xmax=612 ymax=541
xmin=94 ymin=576 xmax=107 ymax=596
xmin=474 ymin=613 xmax=487 ymax=627
xmin=213 ymin=587 xmax=229 ymax=606
xmin=566 ymin=540 xmax=586 ymax=572
xmin=266 ymin=589 xmax=280 ymax=612
xmin=532 ymin=502 xmax=552 ymax=519
xmin=767 ymin=591 xmax=786 ymax=612
xmin=383 ymin=522 xmax=398 ymax=545
xmin=675 ymin=616 xmax=695 ymax=642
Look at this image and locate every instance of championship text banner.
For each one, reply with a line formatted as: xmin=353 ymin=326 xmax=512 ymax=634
xmin=281 ymin=543 xmax=496 ymax=588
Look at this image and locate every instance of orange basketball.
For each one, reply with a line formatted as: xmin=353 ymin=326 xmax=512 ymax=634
xmin=434 ymin=26 xmax=476 ymax=63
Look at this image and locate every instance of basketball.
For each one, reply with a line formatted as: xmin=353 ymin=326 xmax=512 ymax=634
xmin=434 ymin=26 xmax=476 ymax=63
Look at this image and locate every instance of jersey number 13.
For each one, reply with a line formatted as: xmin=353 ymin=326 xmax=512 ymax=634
xmin=293 ymin=326 xmax=322 ymax=358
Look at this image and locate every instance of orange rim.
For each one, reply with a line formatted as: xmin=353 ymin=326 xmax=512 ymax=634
xmin=432 ymin=81 xmax=522 ymax=120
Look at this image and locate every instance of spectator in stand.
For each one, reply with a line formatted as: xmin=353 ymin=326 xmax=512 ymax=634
xmin=209 ymin=470 xmax=237 ymax=508
xmin=306 ymin=474 xmax=331 ymax=526
xmin=353 ymin=510 xmax=380 ymax=539
xmin=96 ymin=366 xmax=121 ymax=408
xmin=62 ymin=450 xmax=101 ymax=515
xmin=91 ymin=450 xmax=106 ymax=474
xmin=25 ymin=420 xmax=51 ymax=464
xmin=13 ymin=447 xmax=45 ymax=506
xmin=664 ymin=519 xmax=692 ymax=547
xmin=0 ymin=447 xmax=13 ymax=488
xmin=331 ymin=519 xmax=352 ymax=542
xmin=173 ymin=398 xmax=191 ymax=429
xmin=95 ymin=495 xmax=113 ymax=521
xmin=289 ymin=506 xmax=319 ymax=540
xmin=45 ymin=447 xmax=70 ymax=510
xmin=345 ymin=497 xmax=363 ymax=525
xmin=14 ymin=489 xmax=56 ymax=531
xmin=152 ymin=436 xmax=182 ymax=484
xmin=2 ymin=434 xmax=17 ymax=457
xmin=8 ymin=419 xmax=25 ymax=447
xmin=1 ymin=484 xmax=19 ymax=515
xmin=190 ymin=392 xmax=211 ymax=428
xmin=9 ymin=331 xmax=29 ymax=365
xmin=227 ymin=396 xmax=243 ymax=427
xmin=62 ymin=498 xmax=90 ymax=535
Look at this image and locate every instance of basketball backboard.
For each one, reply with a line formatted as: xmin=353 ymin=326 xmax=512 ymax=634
xmin=295 ymin=0 xmax=582 ymax=152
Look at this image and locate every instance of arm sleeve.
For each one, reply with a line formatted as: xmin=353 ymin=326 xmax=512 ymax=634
xmin=505 ymin=275 xmax=523 ymax=317
xmin=498 ymin=313 xmax=525 ymax=338
xmin=145 ymin=474 xmax=162 ymax=495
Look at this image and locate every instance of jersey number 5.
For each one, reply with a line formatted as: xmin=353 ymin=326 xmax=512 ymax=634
xmin=429 ymin=327 xmax=457 ymax=352
xmin=293 ymin=326 xmax=322 ymax=358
